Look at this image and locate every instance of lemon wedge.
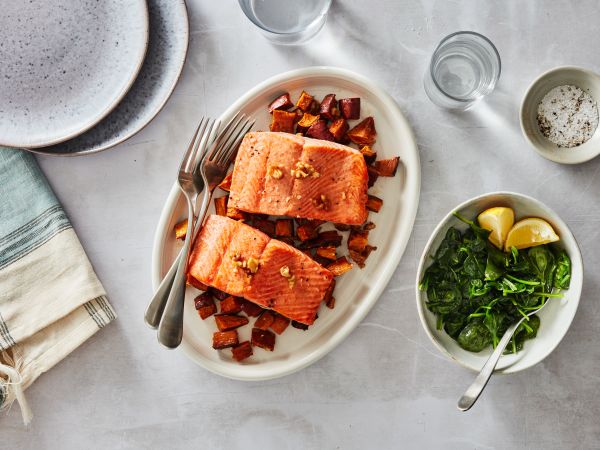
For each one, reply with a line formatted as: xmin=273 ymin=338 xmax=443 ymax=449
xmin=477 ymin=207 xmax=515 ymax=249
xmin=504 ymin=218 xmax=559 ymax=251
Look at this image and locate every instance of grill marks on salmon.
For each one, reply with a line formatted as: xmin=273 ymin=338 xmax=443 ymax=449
xmin=229 ymin=132 xmax=368 ymax=225
xmin=188 ymin=215 xmax=334 ymax=325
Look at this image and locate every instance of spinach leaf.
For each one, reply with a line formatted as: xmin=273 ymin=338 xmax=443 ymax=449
xmin=457 ymin=322 xmax=492 ymax=352
xmin=553 ymin=249 xmax=571 ymax=289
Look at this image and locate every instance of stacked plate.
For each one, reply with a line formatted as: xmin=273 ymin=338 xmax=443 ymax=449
xmin=0 ymin=0 xmax=189 ymax=156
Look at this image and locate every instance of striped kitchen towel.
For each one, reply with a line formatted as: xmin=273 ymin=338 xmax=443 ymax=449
xmin=0 ymin=148 xmax=116 ymax=425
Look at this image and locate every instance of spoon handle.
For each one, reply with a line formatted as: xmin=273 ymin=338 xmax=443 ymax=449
xmin=457 ymin=318 xmax=524 ymax=411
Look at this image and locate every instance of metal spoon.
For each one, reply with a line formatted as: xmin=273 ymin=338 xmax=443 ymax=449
xmin=457 ymin=300 xmax=551 ymax=411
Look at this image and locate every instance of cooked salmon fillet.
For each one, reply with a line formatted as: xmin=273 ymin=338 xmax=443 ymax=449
xmin=228 ymin=132 xmax=368 ymax=225
xmin=188 ymin=215 xmax=333 ymax=325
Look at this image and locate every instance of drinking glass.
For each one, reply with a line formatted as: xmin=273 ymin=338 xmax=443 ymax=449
xmin=238 ymin=0 xmax=332 ymax=45
xmin=424 ymin=31 xmax=501 ymax=110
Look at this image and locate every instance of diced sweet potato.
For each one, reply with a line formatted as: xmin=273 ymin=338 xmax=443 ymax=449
xmin=323 ymin=279 xmax=336 ymax=305
xmin=291 ymin=320 xmax=309 ymax=330
xmin=297 ymin=113 xmax=320 ymax=128
xmin=296 ymin=91 xmax=314 ymax=111
xmin=220 ymin=296 xmax=243 ymax=314
xmin=296 ymin=222 xmax=319 ymax=241
xmin=313 ymin=255 xmax=332 ymax=267
xmin=326 ymin=296 xmax=336 ymax=309
xmin=339 ymin=98 xmax=361 ymax=120
xmin=270 ymin=110 xmax=297 ymax=133
xmin=215 ymin=314 xmax=250 ymax=332
xmin=213 ymin=330 xmax=238 ymax=349
xmin=363 ymin=221 xmax=376 ymax=231
xmin=214 ymin=195 xmax=228 ymax=216
xmin=348 ymin=230 xmax=369 ymax=253
xmin=195 ymin=292 xmax=217 ymax=320
xmin=270 ymin=314 xmax=290 ymax=335
xmin=308 ymin=99 xmax=320 ymax=115
xmin=251 ymin=328 xmax=276 ymax=351
xmin=366 ymin=195 xmax=383 ymax=213
xmin=349 ymin=245 xmax=377 ymax=269
xmin=231 ymin=341 xmax=253 ymax=361
xmin=347 ymin=117 xmax=377 ymax=146
xmin=275 ymin=219 xmax=294 ymax=237
xmin=316 ymin=246 xmax=337 ymax=260
xmin=227 ymin=205 xmax=249 ymax=221
xmin=319 ymin=94 xmax=339 ymax=120
xmin=329 ymin=118 xmax=349 ymax=142
xmin=367 ymin=166 xmax=379 ymax=188
xmin=334 ymin=223 xmax=351 ymax=232
xmin=306 ymin=120 xmax=335 ymax=141
xmin=255 ymin=310 xmax=275 ymax=330
xmin=218 ymin=173 xmax=233 ymax=192
xmin=268 ymin=93 xmax=293 ymax=112
xmin=240 ymin=300 xmax=264 ymax=317
xmin=327 ymin=256 xmax=353 ymax=276
xmin=299 ymin=230 xmax=343 ymax=249
xmin=174 ymin=219 xmax=188 ymax=240
xmin=374 ymin=157 xmax=400 ymax=177
xmin=360 ymin=145 xmax=377 ymax=164
xmin=278 ymin=236 xmax=296 ymax=246
xmin=252 ymin=218 xmax=275 ymax=237
xmin=187 ymin=274 xmax=209 ymax=291
xmin=209 ymin=288 xmax=230 ymax=301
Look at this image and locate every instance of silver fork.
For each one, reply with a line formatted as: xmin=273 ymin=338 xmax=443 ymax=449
xmin=157 ymin=113 xmax=255 ymax=349
xmin=144 ymin=117 xmax=217 ymax=329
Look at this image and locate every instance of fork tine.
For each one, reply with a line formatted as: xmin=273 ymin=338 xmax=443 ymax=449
xmin=208 ymin=114 xmax=246 ymax=161
xmin=212 ymin=116 xmax=250 ymax=163
xmin=192 ymin=118 xmax=217 ymax=170
xmin=179 ymin=117 xmax=207 ymax=173
xmin=206 ymin=112 xmax=242 ymax=159
xmin=217 ymin=119 xmax=255 ymax=166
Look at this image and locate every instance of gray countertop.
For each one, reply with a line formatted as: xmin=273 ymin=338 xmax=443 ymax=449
xmin=4 ymin=1 xmax=600 ymax=448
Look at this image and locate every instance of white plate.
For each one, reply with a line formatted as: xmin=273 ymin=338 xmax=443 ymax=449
xmin=0 ymin=0 xmax=149 ymax=148
xmin=152 ymin=67 xmax=421 ymax=380
xmin=415 ymin=192 xmax=583 ymax=373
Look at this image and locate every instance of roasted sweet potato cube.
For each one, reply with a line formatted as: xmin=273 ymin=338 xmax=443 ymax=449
xmin=252 ymin=218 xmax=275 ymax=236
xmin=194 ymin=292 xmax=216 ymax=319
xmin=296 ymin=91 xmax=314 ymax=111
xmin=231 ymin=341 xmax=253 ymax=361
xmin=347 ymin=117 xmax=377 ymax=146
xmin=317 ymin=230 xmax=343 ymax=247
xmin=270 ymin=110 xmax=297 ymax=133
xmin=374 ymin=157 xmax=400 ymax=177
xmin=360 ymin=145 xmax=377 ymax=164
xmin=291 ymin=320 xmax=309 ymax=330
xmin=326 ymin=296 xmax=336 ymax=309
xmin=240 ymin=300 xmax=263 ymax=317
xmin=255 ymin=310 xmax=275 ymax=330
xmin=275 ymin=219 xmax=293 ymax=237
xmin=270 ymin=314 xmax=290 ymax=335
xmin=319 ymin=94 xmax=339 ymax=120
xmin=214 ymin=314 xmax=249 ymax=331
xmin=220 ymin=296 xmax=243 ymax=314
xmin=174 ymin=219 xmax=188 ymax=240
xmin=334 ymin=223 xmax=351 ymax=232
xmin=349 ymin=245 xmax=377 ymax=269
xmin=348 ymin=230 xmax=369 ymax=253
xmin=316 ymin=246 xmax=337 ymax=260
xmin=313 ymin=255 xmax=332 ymax=266
xmin=327 ymin=256 xmax=353 ymax=276
xmin=329 ymin=118 xmax=349 ymax=142
xmin=306 ymin=120 xmax=335 ymax=141
xmin=213 ymin=330 xmax=238 ymax=349
xmin=218 ymin=173 xmax=233 ymax=192
xmin=297 ymin=113 xmax=320 ymax=128
xmin=363 ymin=221 xmax=376 ymax=231
xmin=197 ymin=304 xmax=217 ymax=320
xmin=296 ymin=223 xmax=319 ymax=241
xmin=187 ymin=274 xmax=209 ymax=291
xmin=323 ymin=278 xmax=336 ymax=304
xmin=209 ymin=288 xmax=230 ymax=301
xmin=339 ymin=97 xmax=361 ymax=120
xmin=278 ymin=236 xmax=296 ymax=246
xmin=367 ymin=166 xmax=379 ymax=188
xmin=214 ymin=195 xmax=228 ymax=216
xmin=268 ymin=93 xmax=293 ymax=112
xmin=366 ymin=195 xmax=383 ymax=213
xmin=227 ymin=205 xmax=249 ymax=221
xmin=251 ymin=328 xmax=276 ymax=351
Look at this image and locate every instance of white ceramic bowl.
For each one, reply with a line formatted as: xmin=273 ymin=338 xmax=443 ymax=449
xmin=520 ymin=66 xmax=600 ymax=164
xmin=415 ymin=192 xmax=583 ymax=373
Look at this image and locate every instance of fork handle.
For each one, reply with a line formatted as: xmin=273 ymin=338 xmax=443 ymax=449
xmin=157 ymin=198 xmax=196 ymax=348
xmin=144 ymin=251 xmax=180 ymax=329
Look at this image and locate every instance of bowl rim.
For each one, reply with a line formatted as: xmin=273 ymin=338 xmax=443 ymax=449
xmin=414 ymin=191 xmax=583 ymax=373
xmin=519 ymin=65 xmax=600 ymax=165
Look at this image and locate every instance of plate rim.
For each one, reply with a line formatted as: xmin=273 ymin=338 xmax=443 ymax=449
xmin=0 ymin=0 xmax=151 ymax=149
xmin=151 ymin=66 xmax=422 ymax=380
xmin=26 ymin=0 xmax=190 ymax=157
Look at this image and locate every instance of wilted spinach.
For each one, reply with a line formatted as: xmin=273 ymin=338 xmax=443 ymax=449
xmin=419 ymin=212 xmax=571 ymax=354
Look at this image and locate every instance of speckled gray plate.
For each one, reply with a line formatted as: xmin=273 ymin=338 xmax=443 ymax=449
xmin=31 ymin=0 xmax=189 ymax=156
xmin=0 ymin=0 xmax=149 ymax=148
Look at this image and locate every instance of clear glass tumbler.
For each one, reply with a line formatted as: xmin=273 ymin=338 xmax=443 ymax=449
xmin=238 ymin=0 xmax=332 ymax=45
xmin=424 ymin=31 xmax=501 ymax=110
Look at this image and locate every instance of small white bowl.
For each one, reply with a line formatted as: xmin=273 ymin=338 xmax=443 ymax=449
xmin=520 ymin=66 xmax=600 ymax=164
xmin=415 ymin=192 xmax=583 ymax=373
